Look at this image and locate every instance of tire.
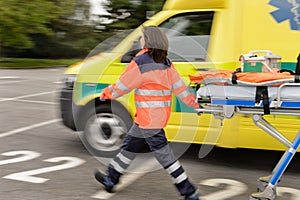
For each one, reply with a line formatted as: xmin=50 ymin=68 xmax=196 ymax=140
xmin=81 ymin=102 xmax=132 ymax=157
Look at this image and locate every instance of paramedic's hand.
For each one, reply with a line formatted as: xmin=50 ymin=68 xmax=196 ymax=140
xmin=187 ymin=94 xmax=199 ymax=109
xmin=193 ymin=102 xmax=200 ymax=109
xmin=99 ymin=93 xmax=108 ymax=101
xmin=193 ymin=101 xmax=200 ymax=109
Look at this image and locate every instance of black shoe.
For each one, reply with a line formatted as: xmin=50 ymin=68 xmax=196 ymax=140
xmin=185 ymin=191 xmax=200 ymax=200
xmin=94 ymin=170 xmax=115 ymax=193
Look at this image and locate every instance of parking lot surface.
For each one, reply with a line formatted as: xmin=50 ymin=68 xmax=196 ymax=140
xmin=0 ymin=68 xmax=300 ymax=200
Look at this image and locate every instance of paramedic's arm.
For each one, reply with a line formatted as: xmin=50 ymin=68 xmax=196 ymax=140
xmin=170 ymin=68 xmax=198 ymax=108
xmin=100 ymin=60 xmax=141 ymax=99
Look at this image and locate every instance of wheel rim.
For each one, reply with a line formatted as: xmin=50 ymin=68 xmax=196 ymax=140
xmin=85 ymin=113 xmax=127 ymax=152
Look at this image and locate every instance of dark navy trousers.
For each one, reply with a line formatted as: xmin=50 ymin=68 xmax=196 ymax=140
xmin=107 ymin=123 xmax=196 ymax=197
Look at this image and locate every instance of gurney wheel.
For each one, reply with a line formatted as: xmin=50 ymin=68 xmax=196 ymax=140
xmin=250 ymin=186 xmax=276 ymax=200
xmin=257 ymin=180 xmax=268 ymax=192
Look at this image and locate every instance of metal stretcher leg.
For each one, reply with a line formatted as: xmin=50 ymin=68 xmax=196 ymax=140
xmin=249 ymin=131 xmax=300 ymax=200
xmin=251 ymin=114 xmax=293 ymax=192
xmin=252 ymin=114 xmax=292 ymax=148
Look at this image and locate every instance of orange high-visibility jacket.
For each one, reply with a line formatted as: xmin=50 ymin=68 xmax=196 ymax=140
xmin=101 ymin=49 xmax=196 ymax=129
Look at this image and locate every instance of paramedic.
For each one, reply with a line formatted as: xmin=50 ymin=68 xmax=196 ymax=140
xmin=94 ymin=26 xmax=199 ymax=200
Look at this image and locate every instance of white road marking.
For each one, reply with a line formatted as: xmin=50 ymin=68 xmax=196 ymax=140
xmin=0 ymin=119 xmax=61 ymax=138
xmin=3 ymin=156 xmax=85 ymax=183
xmin=0 ymin=80 xmax=26 ymax=85
xmin=44 ymin=68 xmax=61 ymax=71
xmin=200 ymin=178 xmax=248 ymax=200
xmin=0 ymin=76 xmax=20 ymax=79
xmin=0 ymin=151 xmax=41 ymax=166
xmin=0 ymin=76 xmax=28 ymax=85
xmin=277 ymin=187 xmax=300 ymax=200
xmin=0 ymin=91 xmax=57 ymax=103
xmin=92 ymin=158 xmax=160 ymax=199
xmin=13 ymin=99 xmax=58 ymax=105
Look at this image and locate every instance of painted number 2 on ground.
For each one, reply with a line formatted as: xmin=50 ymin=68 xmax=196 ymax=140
xmin=0 ymin=150 xmax=85 ymax=183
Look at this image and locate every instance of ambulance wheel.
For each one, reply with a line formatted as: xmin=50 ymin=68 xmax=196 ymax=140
xmin=81 ymin=102 xmax=132 ymax=158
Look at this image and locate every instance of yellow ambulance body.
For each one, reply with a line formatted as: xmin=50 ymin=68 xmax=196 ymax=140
xmin=60 ymin=0 xmax=300 ymax=156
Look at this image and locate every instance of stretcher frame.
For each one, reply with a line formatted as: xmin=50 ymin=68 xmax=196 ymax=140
xmin=194 ymin=80 xmax=300 ymax=200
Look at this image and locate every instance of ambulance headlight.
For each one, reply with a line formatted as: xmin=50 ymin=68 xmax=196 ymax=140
xmin=64 ymin=75 xmax=77 ymax=89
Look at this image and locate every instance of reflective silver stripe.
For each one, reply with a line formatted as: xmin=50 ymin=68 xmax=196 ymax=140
xmin=109 ymin=85 xmax=120 ymax=98
xmin=135 ymin=89 xmax=172 ymax=96
xmin=110 ymin=160 xmax=125 ymax=173
xmin=117 ymin=152 xmax=132 ymax=165
xmin=172 ymin=80 xmax=185 ymax=90
xmin=109 ymin=85 xmax=113 ymax=92
xmin=135 ymin=101 xmax=172 ymax=108
xmin=172 ymin=172 xmax=188 ymax=184
xmin=116 ymin=80 xmax=130 ymax=93
xmin=177 ymin=89 xmax=190 ymax=99
xmin=166 ymin=161 xmax=181 ymax=174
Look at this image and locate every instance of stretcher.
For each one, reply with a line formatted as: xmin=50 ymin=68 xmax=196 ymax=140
xmin=189 ymin=70 xmax=300 ymax=200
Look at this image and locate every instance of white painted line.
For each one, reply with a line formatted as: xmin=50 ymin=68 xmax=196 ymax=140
xmin=92 ymin=158 xmax=159 ymax=199
xmin=0 ymin=76 xmax=20 ymax=79
xmin=0 ymin=80 xmax=26 ymax=85
xmin=13 ymin=99 xmax=58 ymax=105
xmin=0 ymin=119 xmax=61 ymax=138
xmin=200 ymin=179 xmax=248 ymax=200
xmin=3 ymin=156 xmax=85 ymax=183
xmin=0 ymin=151 xmax=41 ymax=166
xmin=44 ymin=68 xmax=61 ymax=71
xmin=13 ymin=91 xmax=56 ymax=99
xmin=0 ymin=91 xmax=57 ymax=103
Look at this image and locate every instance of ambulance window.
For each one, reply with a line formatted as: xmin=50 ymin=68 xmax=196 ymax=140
xmin=160 ymin=12 xmax=214 ymax=62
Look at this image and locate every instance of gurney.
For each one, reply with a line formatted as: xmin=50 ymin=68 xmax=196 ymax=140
xmin=189 ymin=69 xmax=300 ymax=200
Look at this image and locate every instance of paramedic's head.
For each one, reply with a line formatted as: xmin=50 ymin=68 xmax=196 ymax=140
xmin=141 ymin=26 xmax=169 ymax=63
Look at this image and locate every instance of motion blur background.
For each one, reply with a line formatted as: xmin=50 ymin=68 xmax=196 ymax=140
xmin=0 ymin=0 xmax=165 ymax=59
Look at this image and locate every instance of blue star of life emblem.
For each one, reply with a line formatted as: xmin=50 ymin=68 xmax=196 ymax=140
xmin=269 ymin=0 xmax=300 ymax=31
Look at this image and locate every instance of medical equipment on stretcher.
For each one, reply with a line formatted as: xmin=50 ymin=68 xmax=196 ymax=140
xmin=189 ymin=69 xmax=300 ymax=200
xmin=240 ymin=50 xmax=282 ymax=73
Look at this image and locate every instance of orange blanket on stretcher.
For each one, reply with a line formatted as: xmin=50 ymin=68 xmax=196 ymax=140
xmin=189 ymin=70 xmax=295 ymax=84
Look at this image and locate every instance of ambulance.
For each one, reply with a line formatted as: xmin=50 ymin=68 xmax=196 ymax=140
xmin=60 ymin=0 xmax=300 ymax=156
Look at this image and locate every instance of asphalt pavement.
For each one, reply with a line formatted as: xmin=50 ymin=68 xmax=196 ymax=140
xmin=0 ymin=68 xmax=300 ymax=200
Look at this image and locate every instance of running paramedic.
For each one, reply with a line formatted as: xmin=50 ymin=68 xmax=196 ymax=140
xmin=94 ymin=26 xmax=200 ymax=200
